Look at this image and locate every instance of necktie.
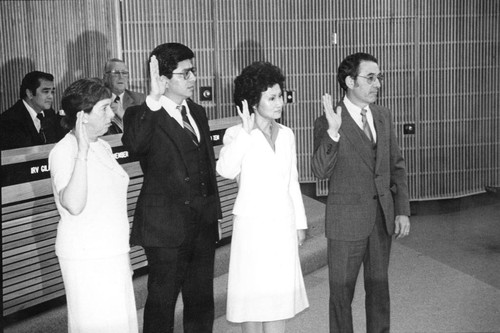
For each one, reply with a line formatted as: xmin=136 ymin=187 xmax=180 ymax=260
xmin=179 ymin=105 xmax=198 ymax=145
xmin=37 ymin=113 xmax=47 ymax=143
xmin=112 ymin=95 xmax=124 ymax=131
xmin=360 ymin=108 xmax=374 ymax=143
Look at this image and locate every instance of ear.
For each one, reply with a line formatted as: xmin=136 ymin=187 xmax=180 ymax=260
xmin=82 ymin=111 xmax=89 ymax=123
xmin=26 ymin=89 xmax=34 ymax=99
xmin=345 ymin=76 xmax=356 ymax=89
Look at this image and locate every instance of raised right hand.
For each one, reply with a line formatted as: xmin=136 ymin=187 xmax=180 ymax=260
xmin=149 ymin=55 xmax=166 ymax=102
xmin=322 ymin=93 xmax=342 ymax=134
xmin=74 ymin=111 xmax=89 ymax=156
xmin=237 ymin=100 xmax=255 ymax=134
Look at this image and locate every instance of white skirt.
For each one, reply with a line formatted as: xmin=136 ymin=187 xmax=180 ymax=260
xmin=58 ymin=253 xmax=138 ymax=333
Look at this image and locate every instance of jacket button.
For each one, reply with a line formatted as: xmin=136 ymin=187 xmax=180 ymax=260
xmin=184 ymin=200 xmax=190 ymax=205
xmin=184 ymin=177 xmax=190 ymax=182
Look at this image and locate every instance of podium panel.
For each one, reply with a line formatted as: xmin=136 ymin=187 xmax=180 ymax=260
xmin=1 ymin=117 xmax=239 ymax=316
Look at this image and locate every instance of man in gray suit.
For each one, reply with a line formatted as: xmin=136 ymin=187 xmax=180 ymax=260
xmin=103 ymin=58 xmax=146 ymax=134
xmin=312 ymin=52 xmax=411 ymax=333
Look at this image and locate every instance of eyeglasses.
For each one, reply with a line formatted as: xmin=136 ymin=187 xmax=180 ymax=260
xmin=357 ymin=73 xmax=384 ymax=84
xmin=106 ymin=70 xmax=129 ymax=76
xmin=171 ymin=67 xmax=196 ymax=80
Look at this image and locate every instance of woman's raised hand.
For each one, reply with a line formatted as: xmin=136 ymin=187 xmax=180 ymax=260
xmin=237 ymin=100 xmax=255 ymax=134
xmin=75 ymin=111 xmax=89 ymax=156
xmin=322 ymin=93 xmax=342 ymax=134
xmin=149 ymin=55 xmax=166 ymax=101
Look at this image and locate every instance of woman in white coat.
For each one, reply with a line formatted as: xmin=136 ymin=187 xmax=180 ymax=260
xmin=216 ymin=62 xmax=309 ymax=333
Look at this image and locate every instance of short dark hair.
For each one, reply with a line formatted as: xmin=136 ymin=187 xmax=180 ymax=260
xmin=20 ymin=71 xmax=54 ymax=99
xmin=61 ymin=78 xmax=111 ymax=130
xmin=337 ymin=53 xmax=378 ymax=91
xmin=233 ymin=61 xmax=285 ymax=113
xmin=149 ymin=43 xmax=195 ymax=79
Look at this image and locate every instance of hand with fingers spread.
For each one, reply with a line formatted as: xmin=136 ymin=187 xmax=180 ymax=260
xmin=322 ymin=93 xmax=342 ymax=136
xmin=237 ymin=100 xmax=255 ymax=134
xmin=149 ymin=55 xmax=166 ymax=103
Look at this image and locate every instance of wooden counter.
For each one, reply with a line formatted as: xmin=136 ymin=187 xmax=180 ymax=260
xmin=1 ymin=116 xmax=240 ymax=316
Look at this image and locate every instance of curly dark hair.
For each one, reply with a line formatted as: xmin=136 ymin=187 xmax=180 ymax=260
xmin=337 ymin=53 xmax=378 ymax=91
xmin=60 ymin=78 xmax=111 ymax=130
xmin=149 ymin=43 xmax=195 ymax=79
xmin=233 ymin=61 xmax=285 ymax=113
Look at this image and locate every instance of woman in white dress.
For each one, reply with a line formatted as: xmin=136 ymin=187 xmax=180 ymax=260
xmin=217 ymin=62 xmax=309 ymax=333
xmin=49 ymin=78 xmax=138 ymax=333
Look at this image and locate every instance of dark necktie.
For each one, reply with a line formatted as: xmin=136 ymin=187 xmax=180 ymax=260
xmin=112 ymin=95 xmax=124 ymax=131
xmin=37 ymin=112 xmax=47 ymax=143
xmin=179 ymin=105 xmax=198 ymax=145
xmin=360 ymin=108 xmax=374 ymax=143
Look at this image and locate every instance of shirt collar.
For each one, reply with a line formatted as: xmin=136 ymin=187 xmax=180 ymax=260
xmin=343 ymin=96 xmax=372 ymax=122
xmin=23 ymin=99 xmax=42 ymax=124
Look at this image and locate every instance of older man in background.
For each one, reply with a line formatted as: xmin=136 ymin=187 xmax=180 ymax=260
xmin=103 ymin=58 xmax=145 ymax=134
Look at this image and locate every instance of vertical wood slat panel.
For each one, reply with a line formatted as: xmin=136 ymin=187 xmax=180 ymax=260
xmin=119 ymin=0 xmax=499 ymax=201
xmin=0 ymin=0 xmax=120 ymax=112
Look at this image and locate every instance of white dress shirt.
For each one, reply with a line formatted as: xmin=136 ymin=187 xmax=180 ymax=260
xmin=23 ymin=100 xmax=42 ymax=132
xmin=146 ymin=95 xmax=200 ymax=140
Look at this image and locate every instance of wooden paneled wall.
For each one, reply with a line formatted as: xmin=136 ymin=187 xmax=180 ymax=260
xmin=119 ymin=0 xmax=500 ymax=200
xmin=2 ymin=0 xmax=499 ymax=200
xmin=0 ymin=0 xmax=121 ymax=111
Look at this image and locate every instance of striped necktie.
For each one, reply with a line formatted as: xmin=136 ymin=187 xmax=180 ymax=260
xmin=360 ymin=108 xmax=374 ymax=143
xmin=179 ymin=105 xmax=198 ymax=145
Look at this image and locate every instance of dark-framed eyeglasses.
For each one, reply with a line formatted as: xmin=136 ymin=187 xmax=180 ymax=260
xmin=106 ymin=70 xmax=130 ymax=76
xmin=357 ymin=73 xmax=384 ymax=84
xmin=171 ymin=67 xmax=196 ymax=80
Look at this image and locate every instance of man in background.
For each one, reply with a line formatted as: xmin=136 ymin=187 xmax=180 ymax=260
xmin=312 ymin=52 xmax=411 ymax=333
xmin=103 ymin=58 xmax=145 ymax=134
xmin=1 ymin=71 xmax=66 ymax=149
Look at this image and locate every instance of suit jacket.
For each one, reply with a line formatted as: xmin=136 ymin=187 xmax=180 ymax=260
xmin=122 ymin=99 xmax=222 ymax=248
xmin=0 ymin=100 xmax=66 ymax=150
xmin=312 ymin=101 xmax=410 ymax=241
xmin=107 ymin=89 xmax=146 ymax=135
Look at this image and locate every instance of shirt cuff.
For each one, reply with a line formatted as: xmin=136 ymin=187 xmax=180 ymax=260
xmin=146 ymin=96 xmax=162 ymax=111
xmin=327 ymin=129 xmax=340 ymax=142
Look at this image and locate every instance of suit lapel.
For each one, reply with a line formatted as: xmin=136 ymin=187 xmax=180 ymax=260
xmin=156 ymin=108 xmax=194 ymax=169
xmin=372 ymin=104 xmax=387 ymax=173
xmin=338 ymin=102 xmax=375 ymax=171
xmin=18 ymin=101 xmax=43 ymax=144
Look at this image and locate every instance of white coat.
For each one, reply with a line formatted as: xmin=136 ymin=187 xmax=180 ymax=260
xmin=216 ymin=123 xmax=309 ymax=322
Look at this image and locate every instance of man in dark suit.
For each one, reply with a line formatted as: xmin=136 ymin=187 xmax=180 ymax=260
xmin=0 ymin=71 xmax=65 ymax=149
xmin=103 ymin=58 xmax=145 ymax=134
xmin=312 ymin=52 xmax=411 ymax=333
xmin=122 ymin=43 xmax=221 ymax=333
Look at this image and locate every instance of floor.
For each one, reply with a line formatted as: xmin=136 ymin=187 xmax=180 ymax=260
xmin=214 ymin=193 xmax=500 ymax=333
xmin=4 ymin=192 xmax=500 ymax=332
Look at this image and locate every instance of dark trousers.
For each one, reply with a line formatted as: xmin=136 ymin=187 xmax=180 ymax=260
xmin=327 ymin=207 xmax=392 ymax=333
xmin=142 ymin=218 xmax=216 ymax=333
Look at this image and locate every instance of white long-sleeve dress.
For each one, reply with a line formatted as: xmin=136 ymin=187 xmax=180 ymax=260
xmin=216 ymin=123 xmax=309 ymax=323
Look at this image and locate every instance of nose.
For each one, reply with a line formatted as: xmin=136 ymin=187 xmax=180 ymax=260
xmin=278 ymin=95 xmax=284 ymax=107
xmin=187 ymin=70 xmax=196 ymax=81
xmin=106 ymin=106 xmax=114 ymax=119
xmin=373 ymin=78 xmax=382 ymax=88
